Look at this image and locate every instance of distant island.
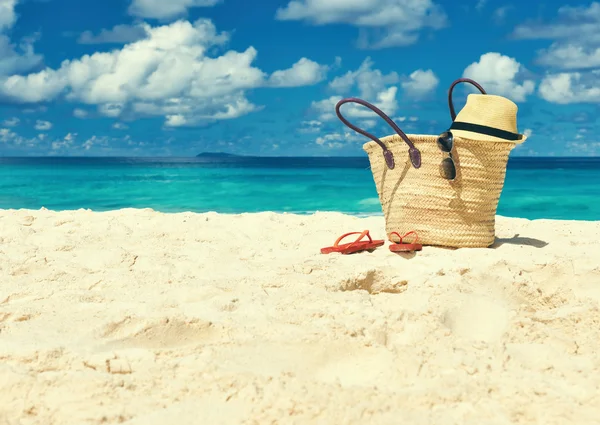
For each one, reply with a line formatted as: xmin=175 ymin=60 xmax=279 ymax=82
xmin=196 ymin=152 xmax=241 ymax=158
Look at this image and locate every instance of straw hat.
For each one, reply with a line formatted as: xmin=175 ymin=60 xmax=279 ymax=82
xmin=449 ymin=94 xmax=526 ymax=143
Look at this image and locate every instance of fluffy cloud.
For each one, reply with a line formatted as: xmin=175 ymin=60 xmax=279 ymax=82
xmin=401 ymin=69 xmax=439 ymax=99
xmin=0 ymin=19 xmax=329 ymax=126
xmin=566 ymin=140 xmax=600 ymax=155
xmin=0 ymin=35 xmax=42 ymax=75
xmin=0 ymin=128 xmax=75 ymax=151
xmin=328 ymin=57 xmax=400 ymax=95
xmin=513 ymin=3 xmax=600 ymax=42
xmin=513 ymin=2 xmax=600 ymax=69
xmin=1 ymin=130 xmax=146 ymax=154
xmin=2 ymin=117 xmax=19 ymax=126
xmin=311 ymin=58 xmax=399 ymax=121
xmin=275 ymin=0 xmax=447 ymax=49
xmin=535 ymin=45 xmax=600 ymax=69
xmin=315 ymin=130 xmax=363 ymax=148
xmin=538 ymin=71 xmax=600 ymax=104
xmin=514 ymin=3 xmax=600 ymax=103
xmin=493 ymin=6 xmax=512 ymax=24
xmin=0 ymin=0 xmax=17 ymax=32
xmin=34 ymin=120 xmax=52 ymax=130
xmin=462 ymin=53 xmax=535 ymax=101
xmin=311 ymin=57 xmax=438 ymax=123
xmin=73 ymin=108 xmax=88 ymax=118
xmin=268 ymin=57 xmax=328 ymax=87
xmin=78 ymin=24 xmax=147 ymax=44
xmin=0 ymin=0 xmax=43 ymax=76
xmin=113 ymin=122 xmax=129 ymax=130
xmin=50 ymin=133 xmax=76 ymax=151
xmin=0 ymin=127 xmax=21 ymax=144
xmin=128 ymin=0 xmax=221 ymax=19
xmin=298 ymin=120 xmax=322 ymax=133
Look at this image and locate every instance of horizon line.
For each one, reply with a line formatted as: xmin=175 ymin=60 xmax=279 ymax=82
xmin=0 ymin=155 xmax=599 ymax=159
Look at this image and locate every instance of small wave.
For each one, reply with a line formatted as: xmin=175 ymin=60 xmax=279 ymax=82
xmin=357 ymin=197 xmax=381 ymax=207
xmin=266 ymin=210 xmax=384 ymax=217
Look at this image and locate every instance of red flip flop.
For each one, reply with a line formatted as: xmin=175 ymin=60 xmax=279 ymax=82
xmin=388 ymin=231 xmax=423 ymax=252
xmin=320 ymin=230 xmax=385 ymax=255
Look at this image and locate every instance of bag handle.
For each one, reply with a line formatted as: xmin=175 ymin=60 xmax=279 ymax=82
xmin=335 ymin=98 xmax=421 ymax=170
xmin=448 ymin=78 xmax=486 ymax=121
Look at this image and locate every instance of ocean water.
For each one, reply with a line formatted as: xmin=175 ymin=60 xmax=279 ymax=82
xmin=0 ymin=156 xmax=598 ymax=221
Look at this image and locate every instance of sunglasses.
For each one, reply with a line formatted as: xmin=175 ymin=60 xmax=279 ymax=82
xmin=437 ymin=131 xmax=456 ymax=180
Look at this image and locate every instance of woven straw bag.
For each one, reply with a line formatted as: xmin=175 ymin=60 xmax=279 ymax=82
xmin=335 ymin=78 xmax=525 ymax=248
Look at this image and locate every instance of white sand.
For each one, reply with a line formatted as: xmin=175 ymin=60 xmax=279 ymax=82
xmin=1 ymin=208 xmax=600 ymax=424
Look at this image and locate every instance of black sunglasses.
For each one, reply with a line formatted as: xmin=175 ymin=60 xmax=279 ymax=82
xmin=437 ymin=131 xmax=456 ymax=180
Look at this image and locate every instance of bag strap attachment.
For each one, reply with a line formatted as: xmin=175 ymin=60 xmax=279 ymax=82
xmin=335 ymin=98 xmax=421 ymax=170
xmin=448 ymin=78 xmax=486 ymax=121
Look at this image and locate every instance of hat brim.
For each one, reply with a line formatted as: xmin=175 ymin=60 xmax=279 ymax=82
xmin=452 ymin=129 xmax=526 ymax=144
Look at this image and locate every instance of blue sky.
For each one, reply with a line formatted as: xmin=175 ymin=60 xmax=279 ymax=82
xmin=0 ymin=0 xmax=600 ymax=156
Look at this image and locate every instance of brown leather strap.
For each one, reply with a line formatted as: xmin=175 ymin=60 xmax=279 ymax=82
xmin=335 ymin=98 xmax=421 ymax=170
xmin=448 ymin=78 xmax=486 ymax=121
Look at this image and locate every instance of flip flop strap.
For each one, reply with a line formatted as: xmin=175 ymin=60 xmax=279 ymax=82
xmin=389 ymin=231 xmax=404 ymax=243
xmin=389 ymin=231 xmax=419 ymax=244
xmin=401 ymin=231 xmax=419 ymax=244
xmin=334 ymin=230 xmax=371 ymax=247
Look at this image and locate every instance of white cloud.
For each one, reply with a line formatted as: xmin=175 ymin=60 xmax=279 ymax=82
xmin=315 ymin=130 xmax=363 ymax=148
xmin=312 ymin=87 xmax=398 ymax=122
xmin=73 ymin=108 xmax=88 ymax=118
xmin=359 ymin=119 xmax=377 ymax=129
xmin=0 ymin=128 xmax=39 ymax=147
xmin=0 ymin=19 xmax=328 ymax=126
xmin=268 ymin=58 xmax=328 ymax=87
xmin=34 ymin=120 xmax=52 ymax=130
xmin=512 ymin=3 xmax=600 ymax=70
xmin=298 ymin=120 xmax=322 ymax=133
xmin=22 ymin=105 xmax=47 ymax=114
xmin=566 ymin=141 xmax=600 ymax=155
xmin=81 ymin=135 xmax=110 ymax=150
xmin=0 ymin=0 xmax=43 ymax=77
xmin=0 ymin=0 xmax=42 ymax=78
xmin=0 ymin=128 xmax=83 ymax=152
xmin=164 ymin=114 xmax=188 ymax=127
xmin=538 ymin=71 xmax=600 ymax=104
xmin=493 ymin=6 xmax=511 ymax=24
xmin=78 ymin=24 xmax=147 ymax=44
xmin=128 ymin=0 xmax=221 ymax=20
xmin=401 ymin=69 xmax=439 ymax=99
xmin=0 ymin=0 xmax=17 ymax=32
xmin=112 ymin=122 xmax=129 ymax=130
xmin=275 ymin=0 xmax=447 ymax=49
xmin=2 ymin=116 xmax=19 ymax=126
xmin=0 ymin=130 xmax=146 ymax=154
xmin=462 ymin=52 xmax=535 ymax=101
xmin=0 ymin=34 xmax=43 ymax=76
xmin=328 ymin=57 xmax=399 ymax=95
xmin=0 ymin=127 xmax=18 ymax=143
xmin=535 ymin=44 xmax=600 ymax=69
xmin=52 ymin=133 xmax=76 ymax=151
xmin=513 ymin=3 xmax=600 ymax=42
xmin=312 ymin=57 xmax=438 ymax=122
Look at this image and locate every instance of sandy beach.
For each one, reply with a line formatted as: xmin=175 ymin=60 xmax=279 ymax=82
xmin=1 ymin=208 xmax=599 ymax=424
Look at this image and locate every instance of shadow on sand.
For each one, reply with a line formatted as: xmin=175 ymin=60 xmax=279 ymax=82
xmin=492 ymin=234 xmax=549 ymax=249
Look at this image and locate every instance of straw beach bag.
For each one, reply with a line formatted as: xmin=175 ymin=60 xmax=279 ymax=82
xmin=336 ymin=78 xmax=526 ymax=248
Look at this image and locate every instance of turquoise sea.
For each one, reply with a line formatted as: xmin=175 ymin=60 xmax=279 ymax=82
xmin=0 ymin=156 xmax=598 ymax=221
